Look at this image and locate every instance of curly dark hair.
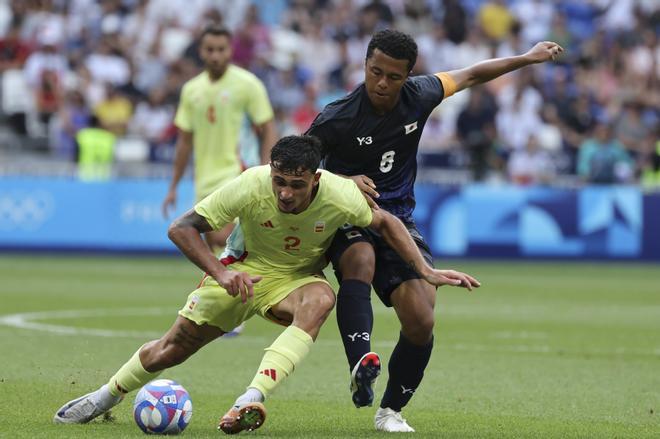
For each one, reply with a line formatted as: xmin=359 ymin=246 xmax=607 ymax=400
xmin=270 ymin=135 xmax=322 ymax=175
xmin=366 ymin=29 xmax=418 ymax=72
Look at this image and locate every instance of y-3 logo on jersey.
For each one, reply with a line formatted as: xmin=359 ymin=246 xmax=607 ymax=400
xmin=356 ymin=136 xmax=373 ymax=146
xmin=404 ymin=121 xmax=418 ymax=135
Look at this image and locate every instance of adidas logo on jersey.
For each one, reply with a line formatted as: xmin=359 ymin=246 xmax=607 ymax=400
xmin=260 ymin=220 xmax=274 ymax=228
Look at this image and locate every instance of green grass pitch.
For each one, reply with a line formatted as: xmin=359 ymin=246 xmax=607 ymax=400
xmin=0 ymin=255 xmax=658 ymax=438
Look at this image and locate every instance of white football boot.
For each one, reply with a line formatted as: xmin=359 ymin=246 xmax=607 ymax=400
xmin=53 ymin=384 xmax=123 ymax=424
xmin=374 ymin=407 xmax=415 ymax=432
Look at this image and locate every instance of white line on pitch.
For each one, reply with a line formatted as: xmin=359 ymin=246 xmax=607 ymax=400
xmin=1 ymin=309 xmax=658 ymax=358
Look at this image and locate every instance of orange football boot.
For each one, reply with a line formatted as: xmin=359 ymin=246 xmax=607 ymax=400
xmin=218 ymin=402 xmax=267 ymax=434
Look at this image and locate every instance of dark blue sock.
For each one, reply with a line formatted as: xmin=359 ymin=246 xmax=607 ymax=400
xmin=380 ymin=332 xmax=433 ymax=412
xmin=336 ymin=279 xmax=373 ymax=371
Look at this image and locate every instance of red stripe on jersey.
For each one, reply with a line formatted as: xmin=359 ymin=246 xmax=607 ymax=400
xmin=219 ymin=251 xmax=248 ymax=266
xmin=196 ymin=252 xmax=248 ymax=287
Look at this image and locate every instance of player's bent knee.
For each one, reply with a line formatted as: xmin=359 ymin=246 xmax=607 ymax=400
xmin=318 ymin=288 xmax=336 ymax=315
xmin=402 ymin=315 xmax=435 ymax=345
xmin=297 ymin=286 xmax=336 ymax=327
xmin=290 ymin=286 xmax=335 ymax=340
xmin=310 ymin=287 xmax=336 ymax=319
xmin=339 ymin=242 xmax=375 ymax=282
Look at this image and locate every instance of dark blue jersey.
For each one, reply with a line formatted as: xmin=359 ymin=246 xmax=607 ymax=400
xmin=307 ymin=74 xmax=446 ymax=221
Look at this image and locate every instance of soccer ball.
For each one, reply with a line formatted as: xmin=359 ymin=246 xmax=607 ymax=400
xmin=133 ymin=379 xmax=192 ymax=434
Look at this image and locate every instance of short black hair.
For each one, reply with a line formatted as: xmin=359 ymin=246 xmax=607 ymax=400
xmin=200 ymin=25 xmax=232 ymax=41
xmin=366 ymin=29 xmax=418 ymax=72
xmin=270 ymin=135 xmax=322 ymax=175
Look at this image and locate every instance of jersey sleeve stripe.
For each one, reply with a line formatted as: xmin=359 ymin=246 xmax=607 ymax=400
xmin=435 ymin=72 xmax=457 ymax=98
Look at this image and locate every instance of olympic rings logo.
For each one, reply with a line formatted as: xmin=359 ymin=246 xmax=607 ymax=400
xmin=0 ymin=190 xmax=55 ymax=231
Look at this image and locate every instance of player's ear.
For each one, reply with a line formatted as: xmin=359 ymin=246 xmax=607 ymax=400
xmin=313 ymin=172 xmax=321 ymax=184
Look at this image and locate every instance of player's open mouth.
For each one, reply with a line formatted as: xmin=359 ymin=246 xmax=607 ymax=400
xmin=278 ymin=200 xmax=294 ymax=210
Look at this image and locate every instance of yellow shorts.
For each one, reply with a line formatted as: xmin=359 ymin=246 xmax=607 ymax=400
xmin=178 ymin=266 xmax=330 ymax=332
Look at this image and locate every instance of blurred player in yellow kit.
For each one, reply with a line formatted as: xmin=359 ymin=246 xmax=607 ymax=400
xmin=54 ymin=135 xmax=480 ymax=434
xmin=162 ymin=25 xmax=276 ymax=251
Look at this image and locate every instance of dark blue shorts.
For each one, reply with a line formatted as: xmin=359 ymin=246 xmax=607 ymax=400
xmin=326 ymin=222 xmax=433 ymax=307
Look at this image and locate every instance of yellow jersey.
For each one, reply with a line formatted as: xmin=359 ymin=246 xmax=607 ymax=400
xmin=195 ymin=166 xmax=373 ymax=276
xmin=174 ymin=66 xmax=274 ymax=200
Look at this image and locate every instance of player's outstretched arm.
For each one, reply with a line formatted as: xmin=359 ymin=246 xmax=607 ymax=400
xmin=168 ymin=209 xmax=261 ymax=302
xmin=162 ymin=130 xmax=193 ymax=218
xmin=447 ymin=41 xmax=564 ymax=93
xmin=368 ymin=209 xmax=480 ymax=290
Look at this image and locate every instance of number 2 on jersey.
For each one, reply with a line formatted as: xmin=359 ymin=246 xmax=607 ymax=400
xmin=206 ymin=105 xmax=216 ymax=123
xmin=379 ymin=150 xmax=395 ymax=173
xmin=284 ymin=236 xmax=301 ymax=251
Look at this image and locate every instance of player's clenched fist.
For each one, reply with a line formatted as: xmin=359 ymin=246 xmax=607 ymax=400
xmin=524 ymin=41 xmax=564 ymax=63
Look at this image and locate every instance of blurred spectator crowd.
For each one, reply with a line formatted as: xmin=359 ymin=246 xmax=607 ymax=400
xmin=0 ymin=0 xmax=658 ymax=186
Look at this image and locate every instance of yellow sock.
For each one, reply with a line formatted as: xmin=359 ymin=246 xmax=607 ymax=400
xmin=107 ymin=346 xmax=162 ymax=396
xmin=248 ymin=325 xmax=313 ymax=398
